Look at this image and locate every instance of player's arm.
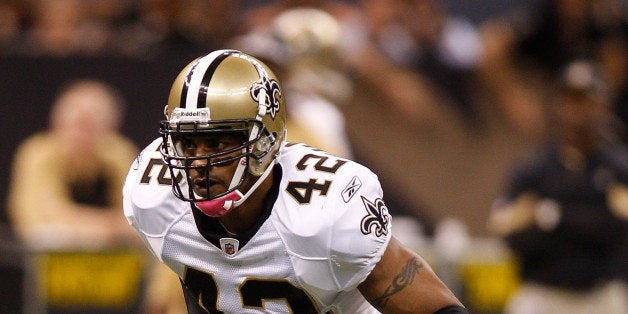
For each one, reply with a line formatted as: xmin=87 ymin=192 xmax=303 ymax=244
xmin=358 ymin=236 xmax=467 ymax=314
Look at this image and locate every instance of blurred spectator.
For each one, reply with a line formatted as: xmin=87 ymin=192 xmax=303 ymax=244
xmin=487 ymin=60 xmax=628 ymax=314
xmin=9 ymin=0 xmax=113 ymax=56
xmin=2 ymin=0 xmax=244 ymax=62
xmin=116 ymin=0 xmax=244 ymax=61
xmin=7 ymin=79 xmax=139 ymax=250
xmin=385 ymin=0 xmax=486 ymax=127
xmin=337 ymin=0 xmax=462 ymax=129
xmin=479 ymin=0 xmax=627 ymax=138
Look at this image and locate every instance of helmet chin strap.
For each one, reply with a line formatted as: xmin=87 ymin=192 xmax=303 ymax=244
xmin=194 ymin=158 xmax=276 ymax=217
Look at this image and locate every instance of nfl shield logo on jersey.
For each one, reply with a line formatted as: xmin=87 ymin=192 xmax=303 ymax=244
xmin=220 ymin=238 xmax=240 ymax=255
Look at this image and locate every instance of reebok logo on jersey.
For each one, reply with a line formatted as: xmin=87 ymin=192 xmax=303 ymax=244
xmin=342 ymin=176 xmax=362 ymax=203
xmin=360 ymin=197 xmax=390 ymax=237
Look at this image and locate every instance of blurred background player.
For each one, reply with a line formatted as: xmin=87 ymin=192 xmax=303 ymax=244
xmin=479 ymin=0 xmax=627 ymax=139
xmin=487 ymin=59 xmax=628 ymax=314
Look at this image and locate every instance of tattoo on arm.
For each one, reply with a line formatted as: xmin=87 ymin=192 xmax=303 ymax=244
xmin=371 ymin=257 xmax=424 ymax=309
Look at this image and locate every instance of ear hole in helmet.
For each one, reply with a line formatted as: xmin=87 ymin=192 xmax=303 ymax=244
xmin=252 ymin=130 xmax=276 ymax=159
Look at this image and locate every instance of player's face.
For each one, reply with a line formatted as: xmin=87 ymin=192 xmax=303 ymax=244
xmin=175 ymin=132 xmax=247 ymax=198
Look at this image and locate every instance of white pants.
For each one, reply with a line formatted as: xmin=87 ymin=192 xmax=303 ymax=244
xmin=504 ymin=281 xmax=628 ymax=314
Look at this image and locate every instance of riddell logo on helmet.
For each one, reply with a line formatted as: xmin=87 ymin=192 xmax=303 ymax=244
xmin=171 ymin=108 xmax=210 ymax=122
xmin=181 ymin=111 xmax=202 ymax=116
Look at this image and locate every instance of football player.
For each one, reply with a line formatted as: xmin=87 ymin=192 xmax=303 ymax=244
xmin=123 ymin=49 xmax=466 ymax=313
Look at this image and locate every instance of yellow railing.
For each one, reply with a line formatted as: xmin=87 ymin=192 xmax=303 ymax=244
xmin=32 ymin=250 xmax=147 ymax=311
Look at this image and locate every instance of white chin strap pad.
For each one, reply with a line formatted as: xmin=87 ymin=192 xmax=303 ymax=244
xmin=194 ymin=190 xmax=244 ymax=217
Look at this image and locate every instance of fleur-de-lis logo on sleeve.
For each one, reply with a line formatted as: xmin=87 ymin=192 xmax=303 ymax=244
xmin=360 ymin=196 xmax=390 ymax=237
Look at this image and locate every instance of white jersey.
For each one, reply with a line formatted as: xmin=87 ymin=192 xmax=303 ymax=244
xmin=123 ymin=138 xmax=392 ymax=313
